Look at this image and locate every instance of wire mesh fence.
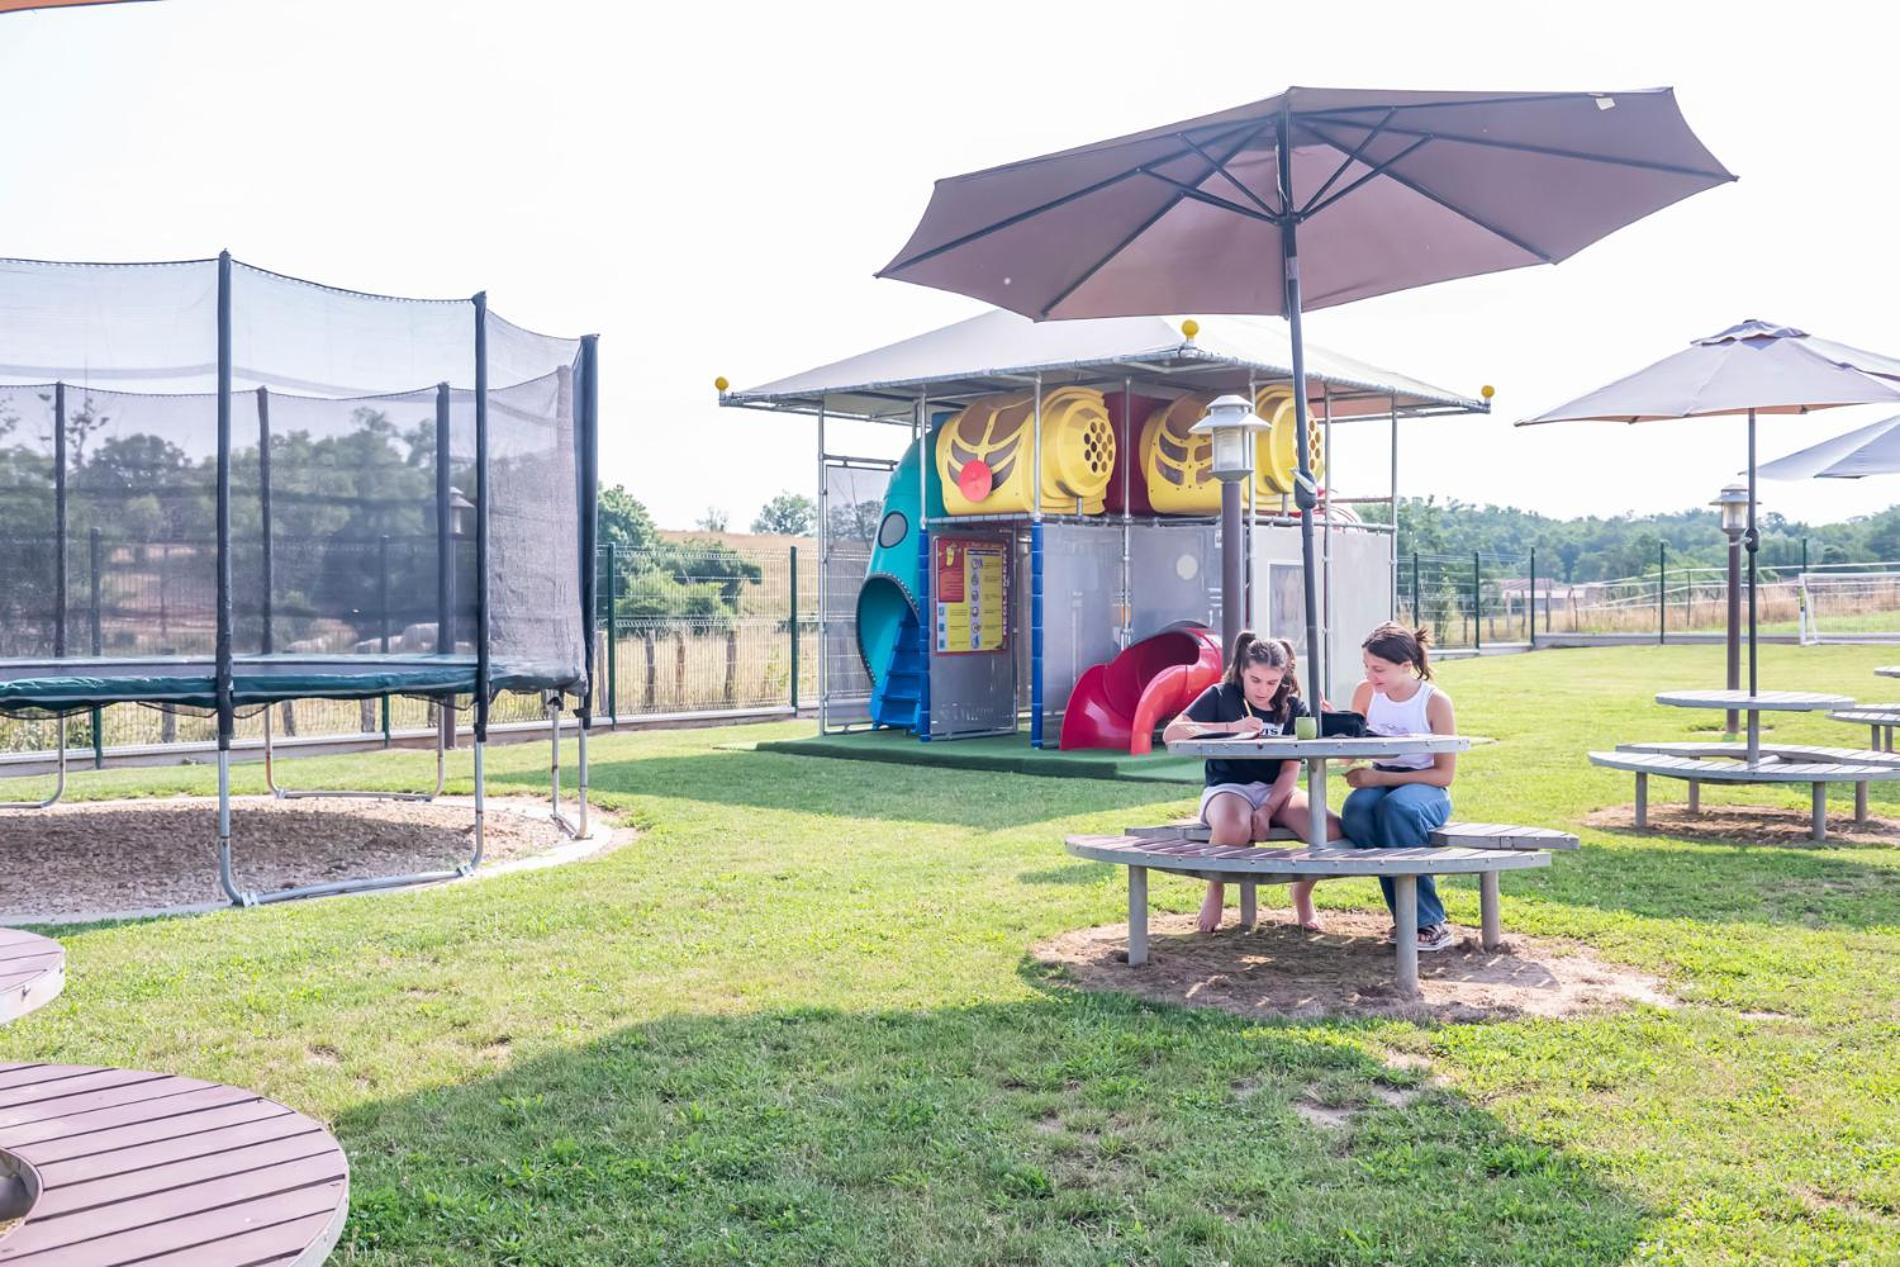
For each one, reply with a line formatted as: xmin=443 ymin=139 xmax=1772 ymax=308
xmin=1394 ymin=547 xmax=1900 ymax=648
xmin=9 ymin=533 xmax=1900 ymax=760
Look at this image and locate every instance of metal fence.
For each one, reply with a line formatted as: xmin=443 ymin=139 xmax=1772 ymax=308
xmin=1396 ymin=544 xmax=1900 ymax=648
xmin=595 ymin=542 xmax=817 ymax=718
xmin=0 ymin=540 xmax=819 ymax=762
xmin=12 ymin=532 xmax=1900 ymax=761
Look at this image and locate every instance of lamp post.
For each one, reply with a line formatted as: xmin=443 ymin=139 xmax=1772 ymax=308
xmin=1190 ymin=394 xmax=1270 ymax=656
xmin=1714 ymin=483 xmax=1749 ymax=738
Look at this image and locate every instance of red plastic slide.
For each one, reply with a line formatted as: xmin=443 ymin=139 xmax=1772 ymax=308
xmin=1059 ymin=623 xmax=1224 ymax=755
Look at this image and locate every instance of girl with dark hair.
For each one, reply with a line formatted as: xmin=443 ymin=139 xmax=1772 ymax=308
xmin=1339 ymin=622 xmax=1460 ymax=953
xmin=1162 ymin=630 xmax=1339 ymax=933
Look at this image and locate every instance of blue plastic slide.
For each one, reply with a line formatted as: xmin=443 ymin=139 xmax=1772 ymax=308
xmin=857 ymin=440 xmax=926 ymax=730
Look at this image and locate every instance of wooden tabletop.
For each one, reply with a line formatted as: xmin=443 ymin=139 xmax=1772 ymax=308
xmin=0 ymin=1062 xmax=348 ymax=1264
xmin=1167 ymin=733 xmax=1472 ymax=760
xmin=1654 ymin=689 xmax=1854 ymax=712
xmin=0 ymin=929 xmax=63 ymax=1027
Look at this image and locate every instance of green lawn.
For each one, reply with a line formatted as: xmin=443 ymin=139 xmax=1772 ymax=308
xmin=3 ymin=643 xmax=1898 ymax=1265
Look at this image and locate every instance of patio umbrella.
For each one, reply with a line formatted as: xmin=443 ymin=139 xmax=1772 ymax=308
xmin=1518 ymin=320 xmax=1900 ymax=693
xmin=0 ymin=1 xmax=157 ymax=10
xmin=1759 ymin=413 xmax=1900 ymax=480
xmin=877 ymin=86 xmax=1732 ymax=701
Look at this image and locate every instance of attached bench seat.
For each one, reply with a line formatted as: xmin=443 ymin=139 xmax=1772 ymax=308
xmin=1828 ymin=707 xmax=1900 ymax=753
xmin=1066 ymin=831 xmax=1559 ymax=996
xmin=0 ymin=931 xmax=63 ymax=1027
xmin=1125 ymin=818 xmax=1579 ymax=851
xmin=0 ymin=1063 xmax=349 ymax=1265
xmin=1588 ymin=749 xmax=1900 ymax=840
xmin=1617 ymin=739 xmax=1900 ymax=767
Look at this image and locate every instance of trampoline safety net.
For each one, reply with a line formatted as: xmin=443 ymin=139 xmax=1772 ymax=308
xmin=0 ymin=256 xmax=596 ymax=726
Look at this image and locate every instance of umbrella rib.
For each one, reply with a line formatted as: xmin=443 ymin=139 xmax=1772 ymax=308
xmin=1299 ymin=121 xmax=1556 ymax=263
xmin=1317 ymin=119 xmax=1733 ymax=180
xmin=878 ymin=121 xmax=1268 ymax=275
xmin=1301 ymin=135 xmax=1436 ymax=221
xmin=1297 ymin=108 xmax=1396 ymax=217
xmin=1298 ymin=90 xmax=1634 ymax=118
xmin=1176 ymin=130 xmax=1283 ymax=218
xmin=1035 ymin=122 xmax=1275 ymax=319
xmin=1134 ymin=171 xmax=1278 ymax=224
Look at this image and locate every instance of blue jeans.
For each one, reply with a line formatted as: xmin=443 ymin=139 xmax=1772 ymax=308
xmin=1341 ymin=782 xmax=1452 ymax=928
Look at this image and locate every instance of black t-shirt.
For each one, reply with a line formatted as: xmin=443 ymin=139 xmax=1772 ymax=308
xmin=1183 ymin=683 xmax=1311 ymax=788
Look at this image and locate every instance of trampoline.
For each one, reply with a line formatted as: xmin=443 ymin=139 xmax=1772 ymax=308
xmin=0 ymin=253 xmax=600 ymax=905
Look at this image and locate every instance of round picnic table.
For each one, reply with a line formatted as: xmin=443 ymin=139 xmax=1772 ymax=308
xmin=0 ymin=1062 xmax=349 ymax=1264
xmin=0 ymin=928 xmax=63 ymax=1027
xmin=1164 ymin=734 xmax=1472 ymax=848
xmin=1655 ymin=689 xmax=1854 ymax=765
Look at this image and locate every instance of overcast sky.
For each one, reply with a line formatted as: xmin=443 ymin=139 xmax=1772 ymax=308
xmin=1 ymin=0 xmax=1894 ymax=529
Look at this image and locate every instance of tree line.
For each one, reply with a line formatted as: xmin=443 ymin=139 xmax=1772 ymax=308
xmin=1366 ymin=496 xmax=1900 ymax=582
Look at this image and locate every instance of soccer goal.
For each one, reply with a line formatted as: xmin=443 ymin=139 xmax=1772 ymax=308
xmin=1797 ymin=570 xmax=1900 ymax=644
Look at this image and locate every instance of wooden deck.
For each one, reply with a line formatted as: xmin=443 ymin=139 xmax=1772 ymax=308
xmin=0 ymin=1063 xmax=348 ymax=1265
xmin=0 ymin=933 xmax=63 ymax=1028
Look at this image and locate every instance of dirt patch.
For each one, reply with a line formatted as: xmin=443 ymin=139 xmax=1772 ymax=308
xmin=1034 ymin=910 xmax=1675 ymax=1023
xmin=1293 ymin=1101 xmax=1355 ymax=1130
xmin=1586 ymin=802 xmax=1900 ymax=847
xmin=0 ymin=796 xmax=612 ymax=919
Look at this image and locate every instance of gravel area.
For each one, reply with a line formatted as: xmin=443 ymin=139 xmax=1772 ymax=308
xmin=0 ymin=796 xmax=586 ymax=919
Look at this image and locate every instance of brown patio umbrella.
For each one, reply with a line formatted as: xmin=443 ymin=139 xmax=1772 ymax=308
xmin=0 ymin=1 xmax=156 ymax=10
xmin=878 ymin=86 xmax=1733 ymax=699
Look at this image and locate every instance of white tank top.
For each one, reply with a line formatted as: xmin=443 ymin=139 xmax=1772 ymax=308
xmin=1366 ymin=680 xmax=1437 ymax=770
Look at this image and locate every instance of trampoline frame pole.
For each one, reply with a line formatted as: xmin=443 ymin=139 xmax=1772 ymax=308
xmin=262 ymin=703 xmax=446 ymax=803
xmin=0 ymin=724 xmax=64 ymax=811
xmin=549 ymin=695 xmax=583 ymax=838
xmin=575 ymin=334 xmax=598 ymax=838
xmin=212 ymin=252 xmax=246 ymax=905
xmin=434 ymin=382 xmax=452 ymax=658
xmin=378 ymin=534 xmax=392 ymax=746
xmin=472 ymin=291 xmax=491 ymax=868
xmin=216 ymin=748 xmax=250 ymax=905
xmin=262 ymin=399 xmax=444 ymax=804
xmin=435 ymin=381 xmax=456 ymax=750
xmin=53 ymin=381 xmax=66 ymax=662
xmin=258 ymin=386 xmax=273 ymax=656
xmin=88 ymin=525 xmax=103 ymax=769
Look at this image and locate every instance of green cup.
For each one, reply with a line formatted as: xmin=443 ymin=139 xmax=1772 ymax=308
xmin=1293 ymin=715 xmax=1318 ymax=741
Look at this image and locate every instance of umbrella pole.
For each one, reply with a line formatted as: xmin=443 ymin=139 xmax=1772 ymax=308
xmin=1747 ymin=407 xmax=1759 ymax=688
xmin=1277 ymin=117 xmax=1324 ymax=706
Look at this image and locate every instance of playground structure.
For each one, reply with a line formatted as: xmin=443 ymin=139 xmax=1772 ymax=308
xmin=722 ymin=308 xmax=1485 ymax=748
xmin=0 ymin=254 xmax=598 ymax=905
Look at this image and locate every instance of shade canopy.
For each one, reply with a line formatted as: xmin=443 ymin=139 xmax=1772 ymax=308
xmin=0 ymin=1 xmax=155 ymax=11
xmin=724 ymin=308 xmax=1485 ymax=422
xmin=1518 ymin=321 xmax=1900 ymax=425
xmin=1759 ymin=414 xmax=1900 ymax=480
xmin=879 ymin=86 xmax=1734 ymax=321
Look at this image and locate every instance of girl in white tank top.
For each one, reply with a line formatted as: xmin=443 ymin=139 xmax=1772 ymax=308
xmin=1366 ymin=679 xmax=1438 ymax=771
xmin=1288 ymin=623 xmax=1460 ymax=951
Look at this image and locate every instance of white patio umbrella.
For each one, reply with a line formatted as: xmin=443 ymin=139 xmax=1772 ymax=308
xmin=1520 ymin=320 xmax=1900 ymax=694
